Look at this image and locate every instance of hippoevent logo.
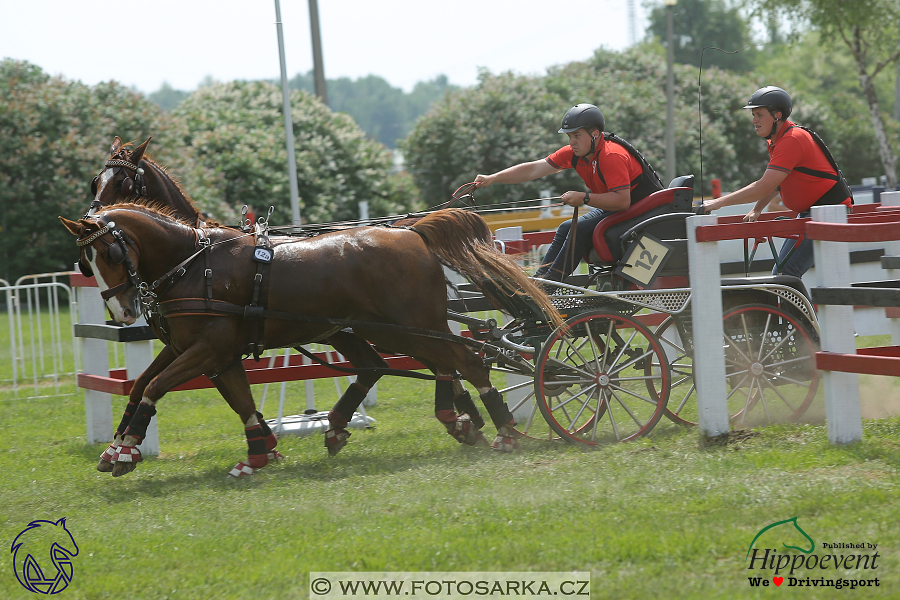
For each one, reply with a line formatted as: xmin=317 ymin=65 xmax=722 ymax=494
xmin=745 ymin=517 xmax=880 ymax=590
xmin=10 ymin=518 xmax=79 ymax=594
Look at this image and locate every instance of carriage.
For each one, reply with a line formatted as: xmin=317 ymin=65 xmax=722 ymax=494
xmin=69 ymin=137 xmax=822 ymax=478
xmin=443 ymin=175 xmax=821 ymax=446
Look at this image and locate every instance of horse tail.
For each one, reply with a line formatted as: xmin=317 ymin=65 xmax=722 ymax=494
xmin=411 ymin=208 xmax=563 ymax=328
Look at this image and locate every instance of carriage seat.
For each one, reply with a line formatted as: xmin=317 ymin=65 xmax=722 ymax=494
xmin=588 ymin=175 xmax=695 ymax=265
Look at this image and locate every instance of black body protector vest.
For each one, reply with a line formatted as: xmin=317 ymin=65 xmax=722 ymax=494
xmin=571 ymin=132 xmax=664 ymax=205
xmin=784 ymin=125 xmax=854 ymax=207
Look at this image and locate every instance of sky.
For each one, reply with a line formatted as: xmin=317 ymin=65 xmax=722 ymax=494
xmin=0 ymin=0 xmax=647 ymax=94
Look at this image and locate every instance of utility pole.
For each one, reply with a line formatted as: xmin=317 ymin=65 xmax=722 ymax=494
xmin=273 ymin=0 xmax=302 ymax=228
xmin=665 ymin=0 xmax=677 ymax=184
xmin=627 ymin=0 xmax=636 ymax=47
xmin=308 ymin=0 xmax=327 ymax=105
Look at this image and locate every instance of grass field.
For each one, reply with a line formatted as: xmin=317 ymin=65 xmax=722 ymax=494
xmin=1 ymin=359 xmax=898 ymax=599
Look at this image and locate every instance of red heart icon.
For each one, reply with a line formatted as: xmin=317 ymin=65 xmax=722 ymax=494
xmin=773 ymin=577 xmax=783 ymax=586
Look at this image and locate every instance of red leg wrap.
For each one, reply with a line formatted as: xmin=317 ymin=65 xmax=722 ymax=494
xmin=99 ymin=443 xmax=118 ymax=464
xmin=328 ymin=409 xmax=349 ymax=429
xmin=112 ymin=445 xmax=143 ymax=463
xmin=491 ymin=422 xmax=521 ymax=453
xmin=324 ymin=427 xmax=351 ymax=456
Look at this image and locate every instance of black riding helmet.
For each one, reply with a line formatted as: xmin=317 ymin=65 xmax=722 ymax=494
xmin=558 ymin=104 xmax=605 ymax=134
xmin=744 ymin=86 xmax=792 ymax=138
xmin=559 ymin=104 xmax=605 ymax=156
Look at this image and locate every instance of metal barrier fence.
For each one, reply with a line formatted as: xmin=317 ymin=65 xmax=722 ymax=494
xmin=1 ymin=273 xmax=78 ymax=398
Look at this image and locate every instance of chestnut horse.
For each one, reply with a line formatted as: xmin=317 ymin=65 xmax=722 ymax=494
xmin=81 ymin=137 xmax=522 ymax=467
xmin=62 ymin=203 xmax=559 ymax=477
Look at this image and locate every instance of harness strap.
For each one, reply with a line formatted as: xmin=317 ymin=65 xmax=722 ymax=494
xmin=156 ymin=298 xmax=492 ymax=352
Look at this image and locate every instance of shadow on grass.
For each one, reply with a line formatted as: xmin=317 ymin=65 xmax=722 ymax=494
xmin=78 ymin=434 xmax=575 ymax=502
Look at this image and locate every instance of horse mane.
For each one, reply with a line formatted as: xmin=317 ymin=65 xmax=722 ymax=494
xmin=95 ymin=199 xmax=197 ymax=227
xmin=113 ymin=141 xmax=223 ymax=227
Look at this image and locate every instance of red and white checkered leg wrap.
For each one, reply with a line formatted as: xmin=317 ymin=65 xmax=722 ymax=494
xmin=324 ymin=428 xmax=351 ymax=456
xmin=267 ymin=450 xmax=284 ymax=463
xmin=490 ymin=424 xmax=521 ymax=453
xmin=99 ymin=443 xmax=119 ymax=463
xmin=112 ymin=445 xmax=142 ymax=463
xmin=228 ymin=461 xmax=255 ymax=478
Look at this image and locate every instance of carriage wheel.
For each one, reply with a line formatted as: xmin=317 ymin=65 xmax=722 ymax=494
xmin=652 ymin=316 xmax=697 ymax=426
xmin=502 ymin=369 xmax=565 ymax=441
xmin=534 ymin=311 xmax=670 ymax=445
xmin=723 ymin=304 xmax=820 ymax=424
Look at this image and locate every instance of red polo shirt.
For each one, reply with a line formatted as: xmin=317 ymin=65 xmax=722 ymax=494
xmin=546 ymin=137 xmax=643 ymax=203
xmin=767 ymin=120 xmax=851 ymax=212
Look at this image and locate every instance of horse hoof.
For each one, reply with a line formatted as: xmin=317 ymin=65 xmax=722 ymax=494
xmin=491 ymin=425 xmax=521 ymax=453
xmin=267 ymin=450 xmax=285 ymax=463
xmin=97 ymin=443 xmax=118 ymax=471
xmin=111 ymin=461 xmax=137 ymax=477
xmin=447 ymin=413 xmax=484 ymax=446
xmin=324 ymin=428 xmax=351 ymax=456
xmin=228 ymin=461 xmax=255 ymax=479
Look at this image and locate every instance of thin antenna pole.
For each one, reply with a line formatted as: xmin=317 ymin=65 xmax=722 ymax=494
xmin=665 ymin=1 xmax=676 ymax=183
xmin=308 ymin=0 xmax=328 ymax=105
xmin=273 ymin=0 xmax=302 ymax=228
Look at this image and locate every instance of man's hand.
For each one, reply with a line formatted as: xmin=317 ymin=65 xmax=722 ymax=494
xmin=474 ymin=174 xmax=493 ymax=188
xmin=743 ymin=207 xmax=762 ymax=222
xmin=560 ymin=191 xmax=586 ymax=207
xmin=703 ymin=198 xmax=720 ymax=212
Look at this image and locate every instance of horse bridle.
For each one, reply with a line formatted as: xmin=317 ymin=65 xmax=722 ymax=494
xmin=76 ymin=220 xmax=141 ymax=301
xmin=85 ymin=157 xmax=148 ymax=217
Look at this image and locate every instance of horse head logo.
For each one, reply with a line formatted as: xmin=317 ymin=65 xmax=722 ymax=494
xmin=747 ymin=516 xmax=815 ymax=560
xmin=10 ymin=518 xmax=79 ymax=594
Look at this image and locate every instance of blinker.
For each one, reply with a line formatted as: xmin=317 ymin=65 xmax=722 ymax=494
xmin=78 ymin=260 xmax=93 ymax=278
xmin=108 ymin=240 xmax=125 ymax=264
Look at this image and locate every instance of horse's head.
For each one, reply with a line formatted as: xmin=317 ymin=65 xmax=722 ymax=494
xmin=86 ymin=136 xmax=152 ymax=217
xmin=60 ymin=215 xmax=142 ymax=325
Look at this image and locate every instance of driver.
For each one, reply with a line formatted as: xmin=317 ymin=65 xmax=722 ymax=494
xmin=703 ymin=86 xmax=852 ymax=278
xmin=474 ymin=103 xmax=663 ymax=283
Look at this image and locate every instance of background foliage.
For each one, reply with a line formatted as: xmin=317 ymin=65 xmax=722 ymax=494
xmin=0 ymin=59 xmax=178 ymax=280
xmin=2 ymin=0 xmax=899 ymax=281
xmin=172 ymin=80 xmax=416 ymax=226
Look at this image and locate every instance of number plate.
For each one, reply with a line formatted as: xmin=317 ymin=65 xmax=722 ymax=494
xmin=253 ymin=246 xmax=273 ymax=263
xmin=614 ymin=234 xmax=673 ymax=289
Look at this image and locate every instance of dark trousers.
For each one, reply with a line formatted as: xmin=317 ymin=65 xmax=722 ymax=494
xmin=535 ymin=209 xmax=613 ymax=281
xmin=773 ymin=210 xmax=814 ymax=278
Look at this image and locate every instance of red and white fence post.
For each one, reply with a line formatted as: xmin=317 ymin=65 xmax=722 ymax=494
xmin=810 ymin=204 xmax=863 ymax=444
xmin=686 ymin=214 xmax=730 ymax=436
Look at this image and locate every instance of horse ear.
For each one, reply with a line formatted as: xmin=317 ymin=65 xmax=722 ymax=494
xmin=129 ymin=137 xmax=152 ymax=164
xmin=111 ymin=136 xmax=123 ymax=155
xmin=59 ymin=216 xmax=84 ymax=237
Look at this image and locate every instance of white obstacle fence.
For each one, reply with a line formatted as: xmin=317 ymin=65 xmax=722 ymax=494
xmin=688 ymin=194 xmax=900 ymax=444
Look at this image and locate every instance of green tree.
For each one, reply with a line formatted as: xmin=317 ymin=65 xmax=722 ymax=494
xmin=402 ymin=47 xmax=779 ymax=203
xmin=289 ymin=71 xmax=458 ymax=148
xmin=753 ymin=30 xmax=900 ymax=185
xmin=645 ymin=0 xmax=758 ymax=72
xmin=173 ymin=80 xmax=418 ymax=225
xmin=0 ymin=60 xmax=175 ymax=281
xmin=749 ymin=0 xmax=900 ymax=186
xmin=147 ymin=81 xmax=190 ymax=111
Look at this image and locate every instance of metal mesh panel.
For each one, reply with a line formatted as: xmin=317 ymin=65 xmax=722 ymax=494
xmin=616 ymin=290 xmax=691 ymax=314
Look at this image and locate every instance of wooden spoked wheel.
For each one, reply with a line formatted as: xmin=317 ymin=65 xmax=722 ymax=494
xmin=723 ymin=304 xmax=820 ymax=425
xmin=534 ymin=311 xmax=670 ymax=445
